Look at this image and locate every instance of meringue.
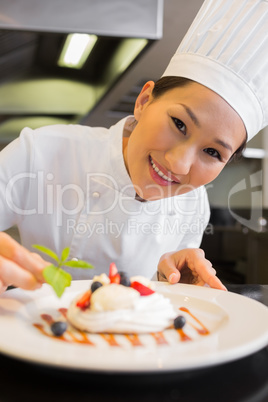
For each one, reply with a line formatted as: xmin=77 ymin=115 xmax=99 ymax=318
xmin=67 ymin=282 xmax=177 ymax=334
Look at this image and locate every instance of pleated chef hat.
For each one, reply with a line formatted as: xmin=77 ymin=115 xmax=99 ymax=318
xmin=162 ymin=0 xmax=268 ymax=141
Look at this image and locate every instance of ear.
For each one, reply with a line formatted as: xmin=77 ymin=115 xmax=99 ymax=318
xmin=134 ymin=81 xmax=155 ymax=121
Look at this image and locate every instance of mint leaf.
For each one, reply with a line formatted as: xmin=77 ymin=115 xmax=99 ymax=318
xmin=32 ymin=244 xmax=94 ymax=298
xmin=63 ymin=260 xmax=94 ymax=268
xmin=43 ymin=265 xmax=72 ymax=298
xmin=60 ymin=247 xmax=70 ymax=263
xmin=32 ymin=245 xmax=60 ymax=264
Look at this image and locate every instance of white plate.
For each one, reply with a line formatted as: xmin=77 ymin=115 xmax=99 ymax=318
xmin=0 ymin=281 xmax=268 ymax=373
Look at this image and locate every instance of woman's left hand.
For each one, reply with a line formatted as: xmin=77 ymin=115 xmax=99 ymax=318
xmin=157 ymin=249 xmax=227 ymax=290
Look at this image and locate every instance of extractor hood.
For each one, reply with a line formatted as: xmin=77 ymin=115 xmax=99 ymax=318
xmin=0 ymin=0 xmax=163 ymax=145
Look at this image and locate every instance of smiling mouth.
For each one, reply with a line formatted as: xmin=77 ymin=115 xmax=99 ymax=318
xmin=149 ymin=156 xmax=179 ymax=183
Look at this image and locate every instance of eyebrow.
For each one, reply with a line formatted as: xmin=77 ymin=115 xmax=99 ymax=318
xmin=215 ymin=139 xmax=233 ymax=152
xmin=180 ymin=103 xmax=201 ymax=128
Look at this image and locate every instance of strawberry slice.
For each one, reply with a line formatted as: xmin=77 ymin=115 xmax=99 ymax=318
xmin=109 ymin=262 xmax=120 ymax=284
xmin=109 ymin=262 xmax=118 ymax=279
xmin=131 ymin=281 xmax=155 ymax=296
xmin=110 ymin=272 xmax=121 ymax=284
xmin=76 ymin=290 xmax=91 ymax=309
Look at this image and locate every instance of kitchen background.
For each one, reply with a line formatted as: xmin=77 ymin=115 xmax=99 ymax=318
xmin=1 ymin=0 xmax=267 ymax=284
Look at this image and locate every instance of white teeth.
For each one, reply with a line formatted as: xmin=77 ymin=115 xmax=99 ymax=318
xmin=150 ymin=159 xmax=173 ymax=182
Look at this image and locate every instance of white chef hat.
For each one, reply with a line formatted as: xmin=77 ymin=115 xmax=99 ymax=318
xmin=162 ymin=0 xmax=268 ymax=141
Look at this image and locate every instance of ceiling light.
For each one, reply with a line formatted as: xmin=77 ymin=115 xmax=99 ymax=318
xmin=58 ymin=33 xmax=97 ymax=69
xmin=117 ymin=39 xmax=148 ymax=74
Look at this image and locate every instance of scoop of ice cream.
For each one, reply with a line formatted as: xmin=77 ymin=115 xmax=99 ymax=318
xmin=90 ymin=284 xmax=140 ymax=312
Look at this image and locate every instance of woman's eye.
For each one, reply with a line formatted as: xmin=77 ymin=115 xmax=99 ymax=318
xmin=204 ymin=148 xmax=221 ymax=160
xmin=172 ymin=117 xmax=186 ymax=134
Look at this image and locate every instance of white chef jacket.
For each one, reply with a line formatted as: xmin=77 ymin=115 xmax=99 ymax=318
xmin=0 ymin=116 xmax=210 ymax=279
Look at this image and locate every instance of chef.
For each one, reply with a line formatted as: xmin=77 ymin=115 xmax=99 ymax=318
xmin=0 ymin=0 xmax=267 ymax=293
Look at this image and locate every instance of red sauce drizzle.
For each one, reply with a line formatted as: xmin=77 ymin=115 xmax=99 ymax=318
xmin=41 ymin=314 xmax=54 ymax=325
xmin=38 ymin=313 xmax=95 ymax=345
xmin=68 ymin=330 xmax=95 ymax=345
xmin=150 ymin=332 xmax=168 ymax=345
xmin=179 ymin=307 xmax=210 ymax=335
xmin=33 ymin=306 xmax=210 ymax=347
xmin=58 ymin=308 xmax=68 ymax=317
xmin=176 ymin=328 xmax=191 ymax=342
xmin=125 ymin=334 xmax=143 ymax=346
xmin=100 ymin=333 xmax=120 ymax=347
xmin=58 ymin=308 xmax=95 ymax=345
xmin=33 ymin=323 xmax=68 ymax=342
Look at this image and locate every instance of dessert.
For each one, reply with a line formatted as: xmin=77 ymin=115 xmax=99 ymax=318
xmin=67 ymin=263 xmax=178 ymax=334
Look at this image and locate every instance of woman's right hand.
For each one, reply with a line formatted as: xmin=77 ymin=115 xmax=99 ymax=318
xmin=0 ymin=232 xmax=49 ymax=294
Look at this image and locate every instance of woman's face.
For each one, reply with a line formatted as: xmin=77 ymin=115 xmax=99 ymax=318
xmin=123 ymin=81 xmax=246 ymax=201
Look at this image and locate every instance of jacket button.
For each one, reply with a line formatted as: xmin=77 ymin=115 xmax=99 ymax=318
xmin=92 ymin=192 xmax=100 ymax=198
xmin=168 ymin=210 xmax=176 ymax=216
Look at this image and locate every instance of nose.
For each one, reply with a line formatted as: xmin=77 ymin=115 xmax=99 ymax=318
xmin=164 ymin=143 xmax=195 ymax=176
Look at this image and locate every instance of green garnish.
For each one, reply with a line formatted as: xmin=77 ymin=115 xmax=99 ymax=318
xmin=32 ymin=245 xmax=93 ymax=297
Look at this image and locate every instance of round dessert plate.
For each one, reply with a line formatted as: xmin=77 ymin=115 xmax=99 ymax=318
xmin=0 ymin=281 xmax=268 ymax=372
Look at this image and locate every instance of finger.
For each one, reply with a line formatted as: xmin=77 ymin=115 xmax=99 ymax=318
xmin=175 ymin=249 xmax=226 ymax=290
xmin=0 ymin=233 xmax=47 ymax=282
xmin=0 ymin=278 xmax=7 ymax=294
xmin=30 ymin=253 xmax=49 ymax=282
xmin=206 ymin=274 xmax=227 ymax=291
xmin=158 ymin=254 xmax=181 ymax=284
xmin=0 ymin=255 xmax=42 ymax=291
xmin=188 ymin=257 xmax=227 ymax=290
xmin=157 ymin=270 xmax=168 ymax=282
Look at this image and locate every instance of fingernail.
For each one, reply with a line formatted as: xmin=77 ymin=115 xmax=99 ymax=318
xmin=168 ymin=273 xmax=177 ymax=283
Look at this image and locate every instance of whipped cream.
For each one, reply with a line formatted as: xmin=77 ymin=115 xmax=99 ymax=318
xmin=67 ymin=282 xmax=177 ymax=334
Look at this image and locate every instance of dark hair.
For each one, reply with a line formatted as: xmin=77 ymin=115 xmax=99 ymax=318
xmin=151 ymin=76 xmax=246 ymax=161
xmin=152 ymin=76 xmax=193 ymax=99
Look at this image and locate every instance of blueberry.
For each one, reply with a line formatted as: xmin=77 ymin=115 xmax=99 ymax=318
xmin=174 ymin=315 xmax=186 ymax=329
xmin=51 ymin=321 xmax=67 ymax=336
xmin=118 ymin=271 xmax=131 ymax=287
xmin=91 ymin=281 xmax=103 ymax=293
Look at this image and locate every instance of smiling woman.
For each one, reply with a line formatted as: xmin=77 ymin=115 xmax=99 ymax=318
xmin=122 ymin=79 xmax=246 ymax=201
